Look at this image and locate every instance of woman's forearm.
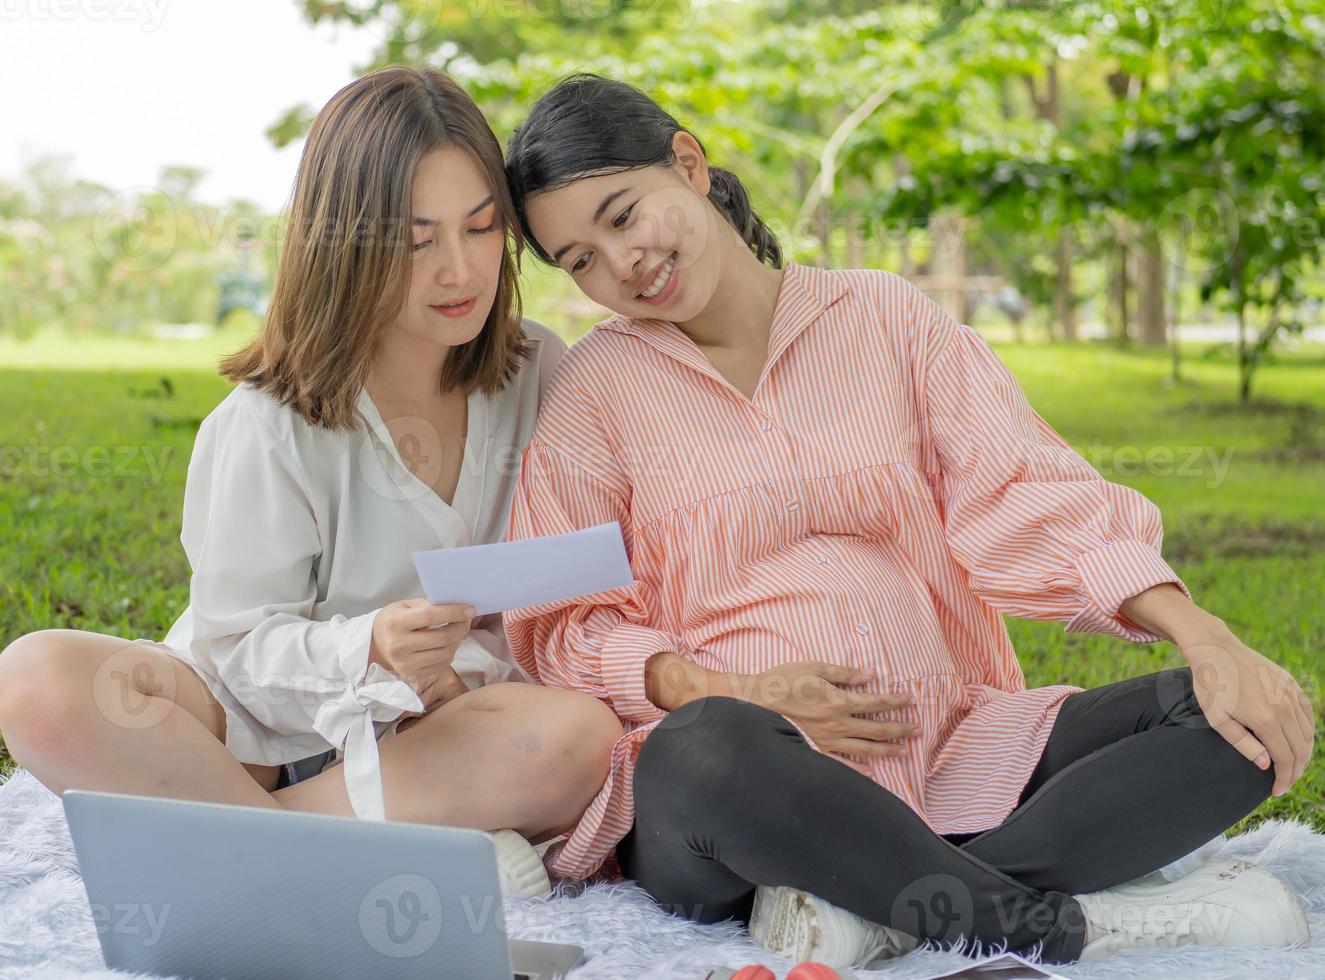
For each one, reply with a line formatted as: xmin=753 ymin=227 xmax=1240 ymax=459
xmin=644 ymin=652 xmax=736 ymax=712
xmin=1117 ymin=583 xmax=1231 ymax=648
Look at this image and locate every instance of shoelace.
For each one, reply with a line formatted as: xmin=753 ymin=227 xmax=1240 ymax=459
xmin=1105 ymin=912 xmax=1195 ymax=949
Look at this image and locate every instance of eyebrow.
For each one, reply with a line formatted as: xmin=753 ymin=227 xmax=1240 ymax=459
xmin=411 ymin=195 xmax=495 ymax=227
xmin=551 ymin=187 xmax=632 ymax=265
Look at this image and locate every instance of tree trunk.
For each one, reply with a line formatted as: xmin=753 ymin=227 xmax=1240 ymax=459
xmin=1137 ymin=230 xmax=1167 ymax=346
xmin=1168 ymin=258 xmax=1184 ymax=383
xmin=1237 ymin=303 xmax=1251 ymax=403
xmin=1054 ymin=230 xmax=1077 ymax=341
xmin=1026 ymin=64 xmax=1075 ymax=341
xmin=846 ymin=180 xmax=866 ymax=268
xmin=929 ymin=212 xmax=969 ymax=325
xmin=1112 ymin=230 xmax=1130 ymax=345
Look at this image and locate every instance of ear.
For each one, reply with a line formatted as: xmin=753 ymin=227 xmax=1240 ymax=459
xmin=669 ymin=131 xmax=711 ymax=197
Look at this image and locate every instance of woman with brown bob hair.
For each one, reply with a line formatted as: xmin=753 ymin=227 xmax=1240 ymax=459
xmin=0 ymin=67 xmax=623 ymax=896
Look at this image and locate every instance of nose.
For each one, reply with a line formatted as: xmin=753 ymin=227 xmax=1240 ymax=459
xmin=606 ymin=240 xmax=639 ymax=287
xmin=432 ymin=235 xmax=471 ymax=289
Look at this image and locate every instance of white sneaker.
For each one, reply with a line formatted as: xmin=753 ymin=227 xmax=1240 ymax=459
xmin=1074 ymin=858 xmax=1309 ymax=960
xmin=488 ymin=829 xmax=552 ymax=900
xmin=748 ymin=885 xmax=919 ymax=968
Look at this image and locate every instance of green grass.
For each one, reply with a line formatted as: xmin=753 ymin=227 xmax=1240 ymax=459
xmin=1 ymin=334 xmax=1322 ymax=841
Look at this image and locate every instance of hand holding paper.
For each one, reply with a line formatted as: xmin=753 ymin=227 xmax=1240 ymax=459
xmin=411 ymin=522 xmax=635 ymax=616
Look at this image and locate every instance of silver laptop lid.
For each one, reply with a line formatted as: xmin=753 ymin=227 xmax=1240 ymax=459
xmin=64 ymin=790 xmax=517 ymax=980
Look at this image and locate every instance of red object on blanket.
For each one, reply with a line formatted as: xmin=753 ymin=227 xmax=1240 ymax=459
xmin=729 ymin=967 xmax=776 ymax=980
xmin=787 ymin=964 xmax=841 ymax=980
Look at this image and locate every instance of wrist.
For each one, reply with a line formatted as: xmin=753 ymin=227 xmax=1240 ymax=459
xmin=645 ymin=653 xmax=735 ymax=712
xmin=1171 ymin=610 xmax=1233 ymax=650
xmin=1118 ymin=583 xmax=1226 ymax=647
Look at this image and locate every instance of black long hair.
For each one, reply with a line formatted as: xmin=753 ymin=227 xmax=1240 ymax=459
xmin=506 ymin=74 xmax=783 ymax=268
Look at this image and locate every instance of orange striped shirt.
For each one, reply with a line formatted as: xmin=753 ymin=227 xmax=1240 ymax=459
xmin=506 ymin=263 xmax=1188 ymax=882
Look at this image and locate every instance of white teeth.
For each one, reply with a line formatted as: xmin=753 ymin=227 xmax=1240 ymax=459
xmin=639 ymin=255 xmax=676 ymax=299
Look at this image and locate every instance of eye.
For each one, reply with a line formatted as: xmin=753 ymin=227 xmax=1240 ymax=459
xmin=412 ymin=240 xmax=431 ymax=253
xmin=570 ymin=252 xmax=591 ymax=274
xmin=468 ymin=223 xmax=499 ymax=235
xmin=612 ymin=204 xmax=634 ymax=228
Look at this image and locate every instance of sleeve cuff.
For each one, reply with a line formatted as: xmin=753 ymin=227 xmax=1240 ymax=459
xmin=598 ymin=624 xmax=676 ymax=724
xmin=1067 ymin=539 xmax=1191 ymax=642
xmin=312 ymin=608 xmax=426 ymax=820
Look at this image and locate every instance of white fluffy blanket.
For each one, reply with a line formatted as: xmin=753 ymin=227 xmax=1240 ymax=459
xmin=1 ymin=768 xmax=1321 ymax=979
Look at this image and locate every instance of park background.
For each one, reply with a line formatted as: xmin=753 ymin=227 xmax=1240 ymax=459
xmin=1 ymin=0 xmax=1322 ymax=839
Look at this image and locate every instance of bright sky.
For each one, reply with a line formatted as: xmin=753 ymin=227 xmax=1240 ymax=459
xmin=0 ymin=0 xmax=380 ymax=212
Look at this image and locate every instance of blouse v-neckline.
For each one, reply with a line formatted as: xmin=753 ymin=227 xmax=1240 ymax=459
xmin=355 ymin=385 xmax=489 ymax=545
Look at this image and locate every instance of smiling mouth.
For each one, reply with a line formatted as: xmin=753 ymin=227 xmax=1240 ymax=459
xmin=637 ymin=253 xmax=677 ymax=299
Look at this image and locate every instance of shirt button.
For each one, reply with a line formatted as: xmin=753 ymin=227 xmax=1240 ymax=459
xmin=761 ymin=419 xmax=773 ymax=432
xmin=855 ymin=623 xmax=870 ymax=635
xmin=815 ymin=555 xmax=829 ymax=566
xmin=787 ymin=500 xmax=800 ymax=511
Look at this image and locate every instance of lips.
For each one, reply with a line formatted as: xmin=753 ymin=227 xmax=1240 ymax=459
xmin=430 ymin=297 xmax=477 ymax=318
xmin=636 ymin=252 xmax=682 ymax=307
xmin=635 ymin=254 xmax=675 ymax=298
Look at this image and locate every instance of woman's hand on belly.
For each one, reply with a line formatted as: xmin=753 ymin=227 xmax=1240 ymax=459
xmin=727 ymin=662 xmax=921 ymax=777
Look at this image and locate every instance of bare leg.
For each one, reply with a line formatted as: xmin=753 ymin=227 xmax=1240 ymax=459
xmin=0 ymin=630 xmax=282 ymax=804
xmin=0 ymin=631 xmax=622 ymax=840
xmin=274 ymin=681 xmax=623 ymax=841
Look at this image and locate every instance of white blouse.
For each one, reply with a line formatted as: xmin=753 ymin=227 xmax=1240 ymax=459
xmin=159 ymin=319 xmax=566 ymax=821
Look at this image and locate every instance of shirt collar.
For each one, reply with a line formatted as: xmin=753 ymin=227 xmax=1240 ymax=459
xmin=597 ymin=260 xmax=848 ymax=338
xmin=594 ymin=261 xmax=851 ymax=392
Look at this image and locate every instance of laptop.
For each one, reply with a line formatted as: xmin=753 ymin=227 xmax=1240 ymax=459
xmin=63 ymin=790 xmax=585 ymax=979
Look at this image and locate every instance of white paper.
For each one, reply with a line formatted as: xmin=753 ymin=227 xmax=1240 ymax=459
xmin=411 ymin=522 xmax=635 ymax=616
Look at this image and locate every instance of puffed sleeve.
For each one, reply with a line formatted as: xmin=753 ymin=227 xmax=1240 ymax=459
xmin=503 ymin=431 xmax=677 ymax=726
xmin=901 ymin=277 xmax=1190 ymax=642
xmin=180 ymin=395 xmax=423 ymax=819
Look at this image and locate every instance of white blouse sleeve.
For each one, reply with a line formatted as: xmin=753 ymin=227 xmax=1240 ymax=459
xmin=180 ymin=395 xmax=422 ymax=820
xmin=452 ymin=614 xmax=535 ymax=688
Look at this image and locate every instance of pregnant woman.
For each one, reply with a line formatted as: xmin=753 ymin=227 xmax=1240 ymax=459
xmin=0 ymin=67 xmax=622 ymax=896
xmin=499 ymin=74 xmax=1314 ymax=964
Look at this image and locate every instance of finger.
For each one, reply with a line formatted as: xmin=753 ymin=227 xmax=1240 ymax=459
xmin=1288 ymin=695 xmax=1314 ymax=783
xmin=1212 ymin=717 xmax=1269 ymax=769
xmin=831 ymin=736 xmax=906 ymax=760
xmin=1259 ymin=715 xmax=1298 ymax=796
xmin=420 ymin=671 xmax=469 ymax=709
xmin=845 ymin=689 xmax=915 ymax=713
xmin=1301 ymin=694 xmax=1318 ymax=778
xmin=814 ymin=663 xmax=874 ymax=686
xmin=840 ymin=718 xmax=919 ymax=742
xmin=405 ymin=619 xmax=469 ymax=650
xmin=406 ymin=602 xmax=476 ymax=630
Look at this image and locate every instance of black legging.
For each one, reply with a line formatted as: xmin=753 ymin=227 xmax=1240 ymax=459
xmin=617 ymin=666 xmax=1274 ymax=964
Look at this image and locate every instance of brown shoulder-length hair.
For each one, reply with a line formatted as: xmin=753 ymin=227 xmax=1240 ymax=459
xmin=220 ymin=67 xmax=530 ymax=430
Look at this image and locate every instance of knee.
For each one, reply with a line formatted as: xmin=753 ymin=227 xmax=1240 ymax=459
xmin=1156 ymin=666 xmax=1201 ymax=717
xmin=0 ymin=631 xmax=92 ymax=757
xmin=636 ymin=696 xmax=778 ymax=795
xmin=1156 ymin=667 xmax=1277 ymax=790
xmin=466 ymin=682 xmax=623 ymax=793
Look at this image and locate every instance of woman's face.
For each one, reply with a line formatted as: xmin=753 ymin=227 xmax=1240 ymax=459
xmin=523 ymin=134 xmax=725 ymax=322
xmin=395 ymin=145 xmax=506 ymax=349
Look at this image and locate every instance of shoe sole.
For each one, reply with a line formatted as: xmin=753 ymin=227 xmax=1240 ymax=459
xmin=750 ymin=886 xmax=814 ymax=960
xmin=489 ymin=829 xmax=552 ymax=900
